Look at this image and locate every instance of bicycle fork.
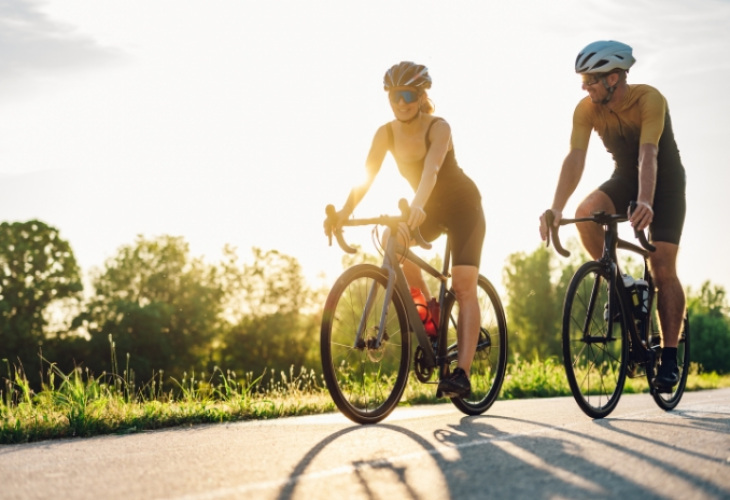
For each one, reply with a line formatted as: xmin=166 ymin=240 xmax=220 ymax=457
xmin=352 ymin=257 xmax=437 ymax=369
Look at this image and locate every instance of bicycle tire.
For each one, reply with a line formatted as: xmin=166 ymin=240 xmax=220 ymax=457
xmin=444 ymin=275 xmax=508 ymax=415
xmin=320 ymin=264 xmax=411 ymax=424
xmin=562 ymin=261 xmax=628 ymax=418
xmin=650 ymin=314 xmax=690 ymax=410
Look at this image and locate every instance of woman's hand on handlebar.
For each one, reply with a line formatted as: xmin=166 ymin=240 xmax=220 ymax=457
xmin=539 ymin=208 xmax=562 ymax=241
xmin=323 ymin=206 xmax=348 ymax=239
xmin=407 ymin=204 xmax=426 ymax=229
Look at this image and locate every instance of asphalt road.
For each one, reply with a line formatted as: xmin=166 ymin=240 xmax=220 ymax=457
xmin=2 ymin=388 xmax=729 ymax=500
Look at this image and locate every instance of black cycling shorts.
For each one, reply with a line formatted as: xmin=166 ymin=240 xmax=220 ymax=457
xmin=599 ymin=169 xmax=686 ymax=244
xmin=419 ymin=190 xmax=485 ymax=268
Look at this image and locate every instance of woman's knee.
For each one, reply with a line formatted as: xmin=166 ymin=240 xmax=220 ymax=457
xmin=451 ymin=266 xmax=478 ymax=300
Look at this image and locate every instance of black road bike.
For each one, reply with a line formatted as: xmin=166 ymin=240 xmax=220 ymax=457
xmin=322 ymin=200 xmax=508 ymax=424
xmin=545 ymin=206 xmax=689 ymax=418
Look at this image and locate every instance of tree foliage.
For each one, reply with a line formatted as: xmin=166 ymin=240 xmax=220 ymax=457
xmin=76 ymin=235 xmax=225 ymax=380
xmin=216 ymin=247 xmax=320 ymax=380
xmin=502 ymin=246 xmax=562 ymax=360
xmin=3 ymin=216 xmax=728 ymax=395
xmin=686 ymin=281 xmax=730 ymax=373
xmin=0 ymin=221 xmax=82 ymax=385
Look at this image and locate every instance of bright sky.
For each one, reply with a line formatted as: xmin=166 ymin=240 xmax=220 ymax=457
xmin=2 ymin=0 xmax=729 ymax=298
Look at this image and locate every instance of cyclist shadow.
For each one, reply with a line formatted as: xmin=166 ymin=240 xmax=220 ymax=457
xmin=273 ymin=412 xmax=675 ymax=500
xmin=274 ymin=423 xmax=434 ymax=500
xmin=458 ymin=412 xmax=727 ymax=499
xmin=590 ymin=412 xmax=729 ymax=490
xmin=431 ymin=415 xmax=654 ymax=499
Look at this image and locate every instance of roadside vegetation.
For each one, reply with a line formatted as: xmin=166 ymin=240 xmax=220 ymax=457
xmin=2 ymin=220 xmax=729 ymax=444
xmin=2 ymin=356 xmax=728 ymax=445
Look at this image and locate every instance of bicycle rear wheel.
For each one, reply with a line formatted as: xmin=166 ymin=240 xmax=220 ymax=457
xmin=650 ymin=314 xmax=690 ymax=410
xmin=444 ymin=275 xmax=508 ymax=415
xmin=320 ymin=264 xmax=411 ymax=424
xmin=563 ymin=261 xmax=628 ymax=418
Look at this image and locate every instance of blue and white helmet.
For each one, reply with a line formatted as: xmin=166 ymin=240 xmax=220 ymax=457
xmin=575 ymin=41 xmax=636 ymax=74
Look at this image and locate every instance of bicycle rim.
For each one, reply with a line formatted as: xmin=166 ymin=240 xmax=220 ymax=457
xmin=562 ymin=262 xmax=627 ymax=418
xmin=650 ymin=314 xmax=690 ymax=410
xmin=320 ymin=264 xmax=411 ymax=424
xmin=446 ymin=275 xmax=508 ymax=415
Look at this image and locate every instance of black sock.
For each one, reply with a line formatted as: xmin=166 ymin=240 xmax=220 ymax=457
xmin=662 ymin=347 xmax=678 ymax=364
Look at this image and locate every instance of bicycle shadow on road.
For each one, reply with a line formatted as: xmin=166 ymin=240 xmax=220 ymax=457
xmin=274 ymin=423 xmax=439 ymax=500
xmin=273 ymin=411 xmax=696 ymax=500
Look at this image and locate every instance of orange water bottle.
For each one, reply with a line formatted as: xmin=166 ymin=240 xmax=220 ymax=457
xmin=410 ymin=287 xmax=438 ymax=337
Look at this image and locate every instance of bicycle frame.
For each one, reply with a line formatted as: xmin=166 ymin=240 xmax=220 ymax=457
xmin=357 ymin=226 xmax=452 ymax=370
xmin=547 ymin=209 xmax=657 ymax=368
xmin=599 ymin=217 xmax=656 ymax=366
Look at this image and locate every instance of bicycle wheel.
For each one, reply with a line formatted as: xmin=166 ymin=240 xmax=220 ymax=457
xmin=320 ymin=264 xmax=411 ymax=424
xmin=563 ymin=261 xmax=628 ymax=418
xmin=443 ymin=275 xmax=508 ymax=415
xmin=650 ymin=314 xmax=690 ymax=410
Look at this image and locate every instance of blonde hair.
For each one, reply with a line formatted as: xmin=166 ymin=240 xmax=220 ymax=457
xmin=420 ymin=91 xmax=435 ymax=114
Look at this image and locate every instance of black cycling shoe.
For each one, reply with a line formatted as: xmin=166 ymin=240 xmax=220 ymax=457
xmin=437 ymin=368 xmax=471 ymax=399
xmin=654 ymin=359 xmax=679 ymax=393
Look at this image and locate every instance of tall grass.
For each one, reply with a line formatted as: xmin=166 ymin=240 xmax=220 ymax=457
xmin=2 ymin=354 xmax=728 ymax=445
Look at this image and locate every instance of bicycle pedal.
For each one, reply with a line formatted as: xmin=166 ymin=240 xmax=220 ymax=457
xmin=653 ymin=383 xmax=673 ymax=394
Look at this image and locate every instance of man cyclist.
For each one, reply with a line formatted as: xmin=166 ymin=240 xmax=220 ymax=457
xmin=539 ymin=40 xmax=687 ymax=391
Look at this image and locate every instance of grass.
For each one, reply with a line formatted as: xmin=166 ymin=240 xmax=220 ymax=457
xmin=2 ymin=357 xmax=728 ymax=445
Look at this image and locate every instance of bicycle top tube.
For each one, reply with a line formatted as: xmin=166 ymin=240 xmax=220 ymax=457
xmin=544 ymin=205 xmax=655 ymax=259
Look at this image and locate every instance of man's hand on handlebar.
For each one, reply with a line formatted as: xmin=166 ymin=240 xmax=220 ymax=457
xmin=629 ymin=200 xmax=653 ymax=232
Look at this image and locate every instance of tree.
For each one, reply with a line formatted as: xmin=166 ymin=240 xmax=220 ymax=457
xmin=686 ymin=281 xmax=730 ymax=373
xmin=77 ymin=235 xmax=224 ymax=380
xmin=502 ymin=246 xmax=562 ymax=360
xmin=502 ymin=238 xmax=587 ymax=361
xmin=0 ymin=220 xmax=82 ymax=386
xmin=216 ymin=247 xmax=319 ymax=380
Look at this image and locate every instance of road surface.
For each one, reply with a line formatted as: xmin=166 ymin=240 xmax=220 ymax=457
xmin=1 ymin=389 xmax=729 ymax=499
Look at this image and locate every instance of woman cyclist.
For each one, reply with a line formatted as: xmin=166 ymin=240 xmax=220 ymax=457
xmin=328 ymin=61 xmax=486 ymax=398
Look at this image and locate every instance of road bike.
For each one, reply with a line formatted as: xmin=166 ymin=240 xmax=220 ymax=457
xmin=322 ymin=200 xmax=508 ymax=424
xmin=544 ymin=206 xmax=689 ymax=418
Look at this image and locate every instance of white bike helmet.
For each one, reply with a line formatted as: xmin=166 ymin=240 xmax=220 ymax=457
xmin=575 ymin=40 xmax=636 ymax=74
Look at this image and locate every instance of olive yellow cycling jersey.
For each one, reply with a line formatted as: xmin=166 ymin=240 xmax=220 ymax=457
xmin=570 ymin=84 xmax=684 ymax=187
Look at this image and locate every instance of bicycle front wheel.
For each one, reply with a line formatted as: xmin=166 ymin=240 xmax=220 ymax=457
xmin=444 ymin=275 xmax=508 ymax=415
xmin=650 ymin=314 xmax=690 ymax=410
xmin=320 ymin=264 xmax=411 ymax=424
xmin=563 ymin=261 xmax=628 ymax=418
